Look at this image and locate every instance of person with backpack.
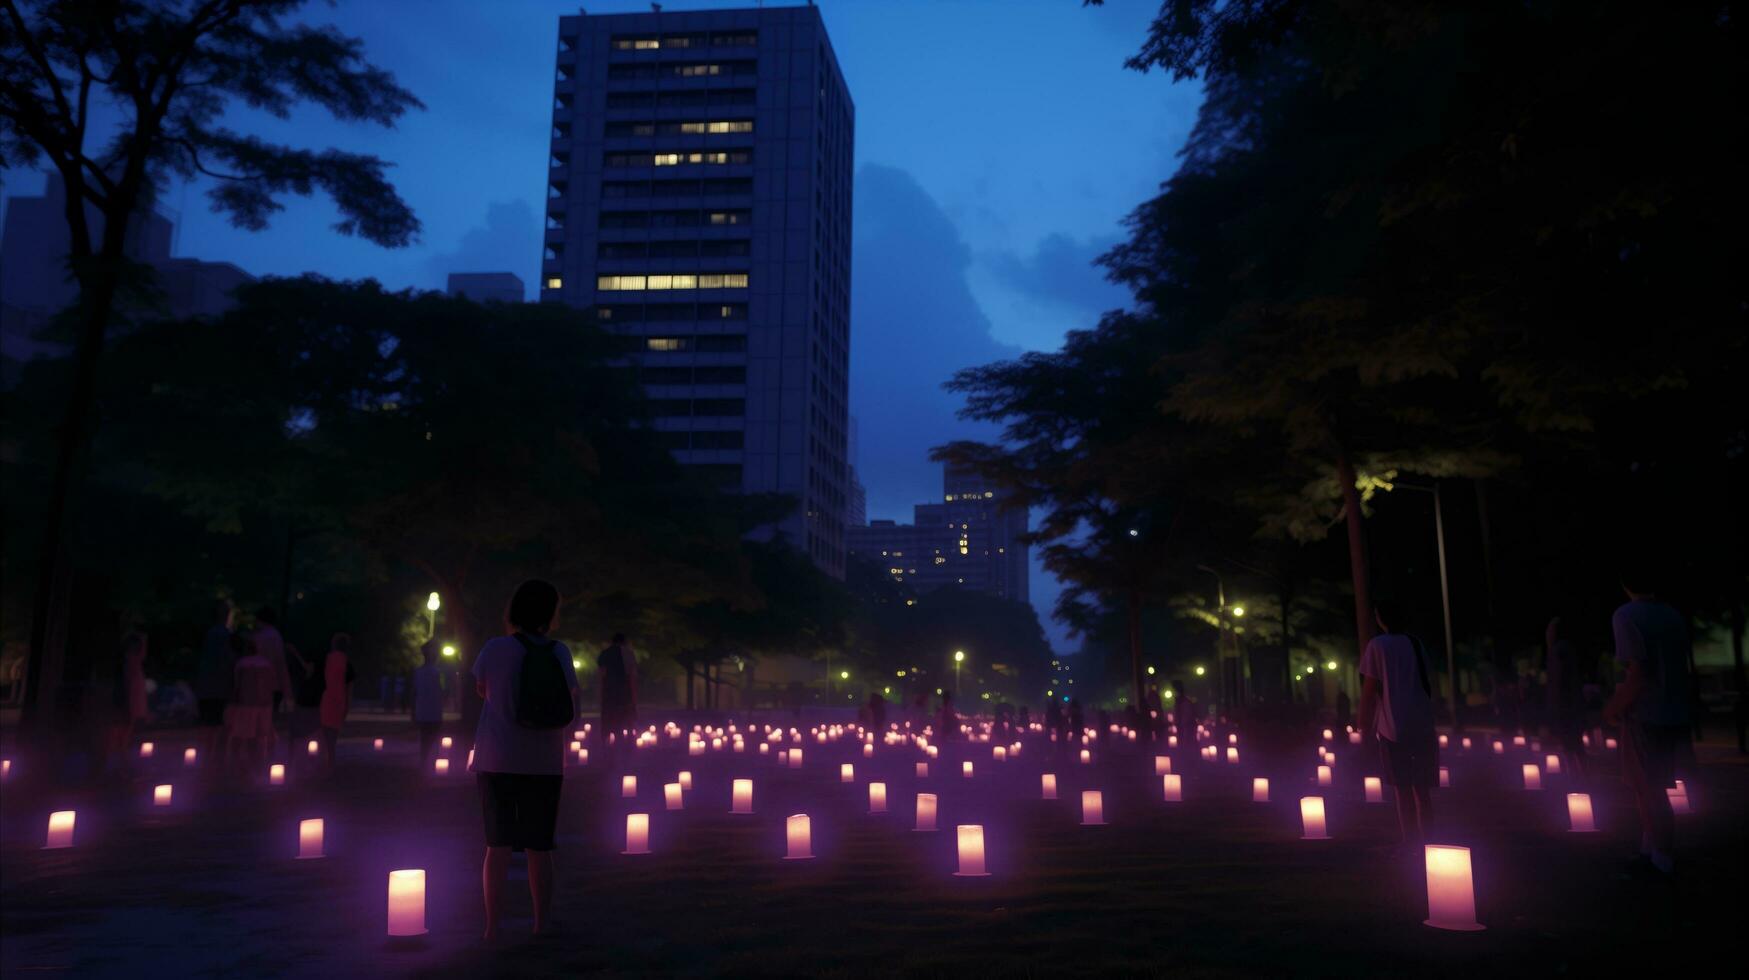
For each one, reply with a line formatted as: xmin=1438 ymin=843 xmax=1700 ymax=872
xmin=471 ymin=579 xmax=578 ymax=941
xmin=1358 ymin=598 xmax=1439 ymax=848
xmin=596 ymin=633 xmax=639 ymax=752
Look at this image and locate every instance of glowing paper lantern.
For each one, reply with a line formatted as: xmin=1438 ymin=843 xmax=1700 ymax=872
xmin=1041 ymin=773 xmax=1058 ymax=799
xmin=1079 ymin=749 xmax=1091 ymax=765
xmin=664 ymin=782 xmax=683 ymax=810
xmin=916 ymin=762 xmax=929 ymax=779
xmin=1545 ymin=754 xmax=1562 ymax=775
xmin=434 ymin=757 xmax=449 ymax=776
xmin=928 ymin=745 xmax=940 ymax=760
xmin=1323 ymin=728 xmax=1334 ymax=741
xmin=44 ymin=810 xmax=76 ymax=849
xmin=1252 ymin=777 xmax=1269 ymax=803
xmin=954 ymin=824 xmax=989 ymax=877
xmin=1439 ymin=767 xmax=1451 ymax=788
xmin=1 ymin=758 xmax=9 ymax=780
xmin=841 ymin=763 xmax=855 ymax=783
xmin=623 ymin=813 xmax=650 ymax=855
xmin=962 ymin=761 xmax=974 ymax=779
xmin=307 ymin=739 xmax=319 ymax=757
xmin=759 ymin=742 xmax=770 ymax=755
xmin=183 ymin=748 xmax=197 ymax=766
xmin=1438 ymin=734 xmax=1449 ymax=748
xmin=1422 ymin=845 xmax=1483 ymax=931
xmin=621 ymin=775 xmax=637 ymax=798
xmin=912 ymin=792 xmax=939 ymax=832
xmin=1604 ymin=737 xmax=1617 ymax=750
xmin=1226 ymin=747 xmax=1239 ymax=765
xmin=298 ymin=818 xmax=325 ymax=859
xmin=1492 ymin=740 xmax=1504 ymax=755
xmin=440 ymin=736 xmax=453 ymax=751
xmin=386 ymin=870 xmax=427 ymax=937
xmin=678 ymin=770 xmax=693 ymax=791
xmin=784 ymin=814 xmax=813 ymax=859
xmin=372 ymin=739 xmax=383 ymax=751
xmin=269 ymin=764 xmax=286 ymax=786
xmin=1461 ymin=737 xmax=1472 ymax=750
xmin=1521 ymin=764 xmax=1541 ymax=791
xmin=1666 ymin=784 xmax=1690 ymax=814
xmin=153 ymin=784 xmax=173 ymax=806
xmin=863 ymin=742 xmax=873 ymax=758
xmin=1300 ymin=796 xmax=1330 ymax=839
xmin=1154 ymin=756 xmax=1171 ymax=775
xmin=1168 ymin=736 xmax=1178 ymax=748
xmin=1348 ymin=731 xmax=1361 ymax=745
xmin=790 ymin=748 xmax=804 ymax=768
xmin=869 ymin=782 xmax=887 ymax=814
xmin=139 ymin=741 xmax=154 ymax=759
xmin=576 ymin=749 xmax=588 ymax=765
xmin=731 ymin=778 xmax=754 ymax=814
xmin=1513 ymin=735 xmax=1526 ymax=747
xmin=1567 ymin=793 xmax=1596 ymax=833
xmin=1364 ymin=776 xmax=1383 ymax=803
xmin=1163 ymin=773 xmax=1183 ymax=802
xmin=1080 ymin=790 xmax=1106 ymax=825
xmin=993 ymin=746 xmax=1007 ymax=762
xmin=1317 ymin=765 xmax=1332 ymax=788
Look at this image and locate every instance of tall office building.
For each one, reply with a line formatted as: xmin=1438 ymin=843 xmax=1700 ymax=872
xmin=848 ymin=465 xmax=1030 ymax=603
xmin=545 ymin=5 xmax=854 ymax=578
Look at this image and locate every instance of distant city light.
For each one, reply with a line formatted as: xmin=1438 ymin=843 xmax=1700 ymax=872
xmin=1146 ymin=666 xmax=1156 ymax=676
xmin=1231 ymin=606 xmax=1245 ymax=618
xmin=1194 ymin=666 xmax=1206 ymax=676
xmin=1325 ymin=660 xmax=1338 ymax=671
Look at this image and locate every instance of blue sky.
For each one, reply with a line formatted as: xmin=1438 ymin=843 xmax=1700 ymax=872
xmin=3 ymin=0 xmax=1202 ymax=651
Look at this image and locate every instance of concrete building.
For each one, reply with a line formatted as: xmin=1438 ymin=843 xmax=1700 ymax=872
xmin=848 ymin=465 xmax=1030 ymax=602
xmin=446 ymin=272 xmax=526 ymax=303
xmin=543 ymin=4 xmax=854 ymax=578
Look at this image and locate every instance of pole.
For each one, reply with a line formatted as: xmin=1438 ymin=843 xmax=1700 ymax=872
xmin=1433 ymin=483 xmax=1460 ymax=730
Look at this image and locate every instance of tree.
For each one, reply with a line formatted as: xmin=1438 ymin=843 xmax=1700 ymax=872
xmin=1 ymin=0 xmax=421 ymax=728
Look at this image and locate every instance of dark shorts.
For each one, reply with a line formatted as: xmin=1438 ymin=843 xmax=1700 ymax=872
xmin=477 ymin=772 xmax=563 ymax=851
xmin=198 ymin=698 xmax=227 ymax=726
xmin=1378 ymin=731 xmax=1438 ymax=789
xmin=1621 ymin=721 xmax=1686 ymax=800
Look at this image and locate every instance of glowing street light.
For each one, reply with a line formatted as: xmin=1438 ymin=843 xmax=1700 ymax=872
xmin=1231 ymin=605 xmax=1245 ymax=618
xmin=426 ymin=592 xmax=441 ymax=612
xmin=839 ymin=670 xmax=849 ymax=680
xmin=442 ymin=644 xmax=457 ymax=658
xmin=1326 ymin=660 xmax=1338 ymax=671
xmin=953 ymin=649 xmax=966 ymax=689
xmin=1194 ymin=666 xmax=1206 ymax=677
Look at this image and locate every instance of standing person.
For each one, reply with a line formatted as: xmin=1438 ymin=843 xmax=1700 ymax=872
xmin=104 ymin=632 xmax=150 ymax=772
xmin=318 ymin=633 xmax=354 ymax=771
xmin=1546 ymin=616 xmax=1589 ymax=780
xmin=194 ymin=600 xmax=236 ymax=761
xmin=412 ymin=641 xmax=446 ymax=768
xmin=227 ymin=633 xmax=277 ymax=775
xmin=1044 ymin=697 xmax=1064 ymax=742
xmin=1358 ymin=599 xmax=1439 ymax=847
xmin=1067 ymin=697 xmax=1085 ymax=741
xmin=864 ymin=691 xmax=888 ymax=733
xmin=472 ymin=580 xmax=579 ymax=941
xmin=596 ymin=633 xmax=638 ymax=753
xmin=253 ymin=607 xmax=292 ymax=719
xmin=1602 ymin=567 xmax=1692 ymax=877
xmin=287 ymin=642 xmax=324 ymax=754
xmin=937 ymin=690 xmax=959 ymax=740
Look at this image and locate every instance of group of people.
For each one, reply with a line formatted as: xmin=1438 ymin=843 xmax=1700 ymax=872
xmin=192 ymin=600 xmax=354 ymax=775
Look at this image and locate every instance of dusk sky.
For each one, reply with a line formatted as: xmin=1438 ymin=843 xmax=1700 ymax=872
xmin=2 ymin=0 xmax=1202 ymax=651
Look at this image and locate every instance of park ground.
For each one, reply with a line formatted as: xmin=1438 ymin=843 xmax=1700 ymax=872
xmin=2 ymin=713 xmax=1744 ymax=978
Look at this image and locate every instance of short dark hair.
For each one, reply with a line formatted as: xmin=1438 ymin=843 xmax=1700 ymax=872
xmin=1374 ymin=597 xmax=1405 ymax=633
xmin=507 ymin=579 xmax=560 ymax=634
xmin=611 ymin=632 xmax=627 ymax=645
xmin=330 ymin=632 xmax=352 ymax=653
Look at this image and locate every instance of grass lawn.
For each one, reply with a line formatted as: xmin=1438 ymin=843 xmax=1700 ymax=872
xmin=3 ymin=719 xmax=1743 ymax=978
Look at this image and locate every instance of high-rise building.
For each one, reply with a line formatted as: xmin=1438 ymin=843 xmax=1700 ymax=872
xmin=446 ymin=272 xmax=526 ymax=304
xmin=544 ymin=5 xmax=854 ymax=578
xmin=848 ymin=465 xmax=1030 ymax=602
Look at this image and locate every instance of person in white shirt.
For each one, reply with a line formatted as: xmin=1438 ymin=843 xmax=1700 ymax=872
xmin=1358 ymin=598 xmax=1439 ymax=846
xmin=1602 ymin=565 xmax=1692 ymax=876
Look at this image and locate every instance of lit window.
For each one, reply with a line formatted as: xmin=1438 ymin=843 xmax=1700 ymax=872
xmin=545 ymin=277 xmax=563 ymax=289
xmin=652 ymin=153 xmax=681 ymax=167
xmin=596 ymin=275 xmax=647 ymax=291
xmin=646 ymin=338 xmax=686 ymax=351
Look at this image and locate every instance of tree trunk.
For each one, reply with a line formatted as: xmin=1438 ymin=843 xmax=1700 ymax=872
xmin=1732 ymin=604 xmax=1745 ymax=755
xmin=1280 ymin=575 xmax=1295 ymax=702
xmin=1475 ymin=479 xmax=1504 ymax=671
xmin=1335 ymin=450 xmax=1375 ymax=657
xmin=1127 ymin=587 xmax=1145 ymax=717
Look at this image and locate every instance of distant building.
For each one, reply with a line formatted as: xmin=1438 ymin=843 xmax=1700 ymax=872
xmin=446 ymin=272 xmax=525 ymax=303
xmin=1 ymin=172 xmax=251 ymax=366
xmin=848 ymin=465 xmax=1029 ymax=602
xmin=847 ymin=467 xmax=867 ymax=528
xmin=543 ymin=4 xmax=854 ymax=578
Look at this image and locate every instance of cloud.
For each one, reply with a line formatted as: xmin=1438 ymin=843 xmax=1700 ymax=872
xmin=984 ymin=232 xmax=1130 ymax=316
xmin=421 ymin=200 xmax=538 ymax=297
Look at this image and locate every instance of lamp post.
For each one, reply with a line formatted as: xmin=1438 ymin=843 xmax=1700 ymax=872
xmin=1195 ymin=565 xmax=1228 ymax=710
xmin=953 ymin=650 xmax=965 ymax=692
xmin=1384 ymin=481 xmax=1460 ymax=730
xmin=425 ymin=591 xmax=441 ymax=642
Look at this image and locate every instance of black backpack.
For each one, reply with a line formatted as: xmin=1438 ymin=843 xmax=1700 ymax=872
xmin=513 ymin=633 xmax=576 ymax=730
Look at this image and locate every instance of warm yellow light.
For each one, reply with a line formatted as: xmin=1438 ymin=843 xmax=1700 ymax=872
xmin=785 ymin=814 xmax=813 ymax=859
xmin=954 ymin=824 xmax=989 ymax=877
xmin=839 ymin=670 xmax=849 ymax=680
xmin=1163 ymin=773 xmax=1183 ymax=802
xmin=545 ymin=277 xmax=563 ymax=289
xmin=269 ymin=763 xmax=286 ymax=786
xmin=621 ymin=775 xmax=637 ymax=798
xmin=1252 ymin=777 xmax=1269 ymax=803
xmin=1041 ymin=773 xmax=1058 ymax=799
xmin=1365 ymin=776 xmax=1384 ymax=803
xmin=1567 ymin=793 xmax=1595 ymax=833
xmin=1423 ymin=845 xmax=1482 ymax=930
xmin=44 ymin=810 xmax=76 ymax=848
xmin=426 ymin=592 xmax=441 ymax=612
xmin=1231 ymin=606 xmax=1245 ymax=618
xmin=299 ymin=818 xmax=325 ymax=859
xmin=386 ymin=869 xmax=428 ymax=936
xmin=1080 ymin=789 xmax=1106 ymax=826
xmin=1194 ymin=666 xmax=1206 ymax=676
xmin=731 ymin=778 xmax=753 ymax=813
xmin=623 ymin=813 xmax=650 ymax=855
xmin=868 ymin=782 xmax=887 ymax=814
xmin=1300 ymin=796 xmax=1330 ymax=839
xmin=954 ymin=650 xmax=965 ymax=663
xmin=442 ymin=644 xmax=457 ymax=658
xmin=915 ymin=792 xmax=937 ymax=831
xmin=1326 ymin=660 xmax=1338 ymax=671
xmin=1146 ymin=666 xmax=1156 ymax=675
xmin=1164 ymin=689 xmax=1175 ymax=699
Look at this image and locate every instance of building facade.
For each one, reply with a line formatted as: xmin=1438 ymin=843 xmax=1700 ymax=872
xmin=544 ymin=5 xmax=853 ymax=577
xmin=848 ymin=465 xmax=1030 ymax=602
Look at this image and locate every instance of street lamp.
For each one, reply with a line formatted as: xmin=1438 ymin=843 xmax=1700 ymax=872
xmin=839 ymin=670 xmax=849 ymax=681
xmin=953 ymin=650 xmax=965 ymax=691
xmin=441 ymin=644 xmax=456 ymax=658
xmin=1231 ymin=605 xmax=1246 ymax=618
xmin=424 ymin=591 xmax=441 ymax=641
xmin=426 ymin=592 xmax=441 ymax=613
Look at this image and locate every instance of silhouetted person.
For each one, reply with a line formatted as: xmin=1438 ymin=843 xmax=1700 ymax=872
xmin=227 ymin=632 xmax=276 ymax=775
xmin=596 ymin=633 xmax=638 ymax=753
xmin=1358 ymin=598 xmax=1438 ymax=847
xmin=194 ymin=600 xmax=235 ymax=760
xmin=318 ymin=633 xmax=354 ymax=771
xmin=287 ymin=639 xmax=324 ymax=755
xmin=1546 ymin=616 xmax=1588 ymax=780
xmin=473 ymin=579 xmax=579 ymax=940
xmin=104 ymin=632 xmax=149 ymax=773
xmin=1068 ymin=698 xmax=1084 ymax=740
xmin=1044 ymin=698 xmax=1064 ymax=741
xmin=1170 ymin=682 xmax=1193 ymax=733
xmin=865 ymin=691 xmax=887 ymax=732
xmin=1602 ymin=566 xmax=1692 ymax=877
xmin=412 ymin=641 xmax=445 ymax=768
xmin=937 ymin=690 xmax=959 ymax=740
xmin=253 ymin=607 xmax=291 ymax=718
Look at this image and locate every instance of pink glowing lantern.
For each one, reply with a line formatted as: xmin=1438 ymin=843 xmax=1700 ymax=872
xmin=1300 ymin=796 xmax=1330 ymax=839
xmin=1079 ymin=749 xmax=1092 ymax=765
xmin=1438 ymin=734 xmax=1449 ymax=748
xmin=386 ymin=870 xmax=427 ymax=936
xmin=1566 ymin=793 xmax=1596 ymax=833
xmin=298 ymin=817 xmax=325 ymax=858
xmin=1322 ymin=728 xmax=1334 ymax=741
xmin=1545 ymin=754 xmax=1561 ymax=775
xmin=784 ymin=814 xmax=814 ymax=859
xmin=623 ymin=813 xmax=650 ymax=854
xmin=440 ymin=736 xmax=453 ymax=751
xmin=1348 ymin=731 xmax=1361 ymax=745
xmin=790 ymin=748 xmax=804 ymax=768
xmin=841 ymin=763 xmax=857 ymax=783
xmin=1605 ymin=737 xmax=1617 ymax=750
xmin=268 ymin=763 xmax=285 ymax=786
xmin=962 ymin=761 xmax=974 ymax=779
xmin=1513 ymin=735 xmax=1526 ymax=747
xmin=1226 ymin=747 xmax=1239 ymax=765
xmin=306 ymin=739 xmax=319 ymax=757
xmin=1439 ymin=767 xmax=1451 ymax=788
xmin=467 ymin=749 xmax=475 ymax=769
xmin=1423 ymin=845 xmax=1483 ymax=930
xmin=44 ymin=810 xmax=76 ymax=849
xmin=434 ymin=757 xmax=450 ymax=776
xmin=869 ymin=782 xmax=888 ymax=814
xmin=678 ymin=770 xmax=693 ymax=791
xmin=139 ymin=741 xmax=154 ymax=759
xmin=1154 ymin=755 xmax=1171 ymax=775
xmin=1461 ymin=737 xmax=1472 ymax=751
xmin=153 ymin=783 xmax=173 ymax=807
xmin=758 ymin=742 xmax=770 ymax=755
xmin=1521 ymin=764 xmax=1541 ymax=790
xmin=1 ymin=758 xmax=10 ymax=780
xmin=1317 ymin=765 xmax=1332 ymax=788
xmin=1041 ymin=773 xmax=1058 ymax=800
xmin=863 ymin=742 xmax=874 ymax=758
xmin=1168 ymin=735 xmax=1178 ymax=748
xmin=1492 ymin=740 xmax=1504 ymax=755
xmin=731 ymin=778 xmax=754 ymax=814
xmin=621 ymin=775 xmax=637 ymax=798
xmin=570 ymin=740 xmax=581 ymax=753
xmin=1252 ymin=777 xmax=1269 ymax=803
xmin=1163 ymin=773 xmax=1183 ymax=802
xmin=954 ymin=825 xmax=990 ymax=877
xmin=664 ymin=782 xmax=683 ymax=810
xmin=1364 ymin=776 xmax=1383 ymax=804
xmin=1666 ymin=784 xmax=1690 ymax=814
xmin=183 ymin=748 xmax=198 ymax=766
xmin=916 ymin=762 xmax=929 ymax=779
xmin=372 ymin=738 xmax=384 ymax=751
xmin=914 ymin=792 xmax=938 ymax=831
xmin=993 ymin=746 xmax=1007 ymax=762
xmin=1080 ymin=790 xmax=1106 ymax=826
xmin=576 ymin=749 xmax=588 ymax=765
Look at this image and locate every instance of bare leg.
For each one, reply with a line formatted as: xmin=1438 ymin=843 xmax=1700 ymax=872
xmin=527 ymin=849 xmax=555 ymax=934
xmin=482 ymin=846 xmax=510 ymax=941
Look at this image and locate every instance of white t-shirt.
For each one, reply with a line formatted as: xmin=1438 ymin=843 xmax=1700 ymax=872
xmin=1611 ymin=598 xmax=1692 ymax=727
xmin=470 ymin=635 xmax=579 ymax=775
xmin=1358 ymin=633 xmax=1435 ymax=742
